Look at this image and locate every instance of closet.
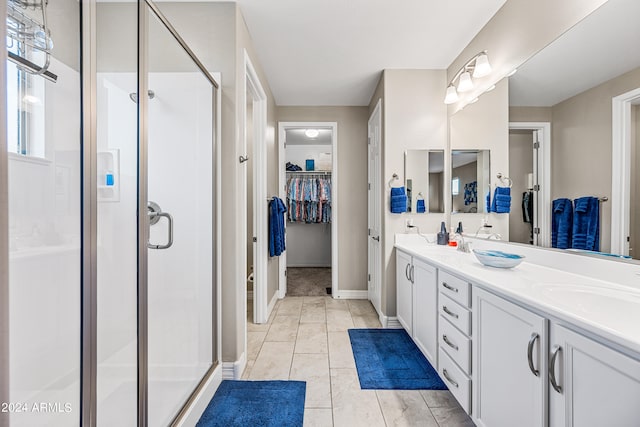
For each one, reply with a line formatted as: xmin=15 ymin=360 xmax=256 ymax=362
xmin=509 ymin=129 xmax=536 ymax=244
xmin=284 ymin=127 xmax=333 ymax=296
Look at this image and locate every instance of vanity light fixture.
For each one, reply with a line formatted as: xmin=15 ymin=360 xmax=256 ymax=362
xmin=304 ymin=129 xmax=319 ymax=138
xmin=444 ymin=50 xmax=492 ymax=104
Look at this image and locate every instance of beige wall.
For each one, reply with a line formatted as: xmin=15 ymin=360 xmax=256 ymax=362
xmin=447 ymin=0 xmax=607 ymax=112
xmin=551 ymin=67 xmax=640 ymax=253
xmin=276 ymin=106 xmax=370 ymax=293
xmin=509 ymin=129 xmax=534 ymax=244
xmin=450 ymin=79 xmax=510 ymax=239
xmin=369 ymin=69 xmax=448 ymax=318
xmin=509 ymin=107 xmax=552 ymax=123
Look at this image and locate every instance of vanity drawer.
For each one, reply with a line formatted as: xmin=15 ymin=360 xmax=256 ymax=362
xmin=439 ymin=270 xmax=471 ymax=308
xmin=439 ymin=347 xmax=471 ymax=414
xmin=439 ymin=293 xmax=471 ymax=336
xmin=439 ymin=315 xmax=471 ymax=373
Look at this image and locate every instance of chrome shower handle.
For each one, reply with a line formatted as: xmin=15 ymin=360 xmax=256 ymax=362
xmin=148 ymin=211 xmax=174 ymax=250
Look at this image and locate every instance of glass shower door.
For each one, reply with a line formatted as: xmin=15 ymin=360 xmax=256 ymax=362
xmin=145 ymin=5 xmax=216 ymax=426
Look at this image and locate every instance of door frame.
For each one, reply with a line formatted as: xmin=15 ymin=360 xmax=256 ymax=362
xmin=278 ymin=122 xmax=338 ymax=298
xmin=242 ymin=51 xmax=268 ymax=324
xmin=508 ymin=122 xmax=551 ymax=247
xmin=611 ymin=87 xmax=640 ymax=255
xmin=367 ymin=100 xmax=382 ymax=314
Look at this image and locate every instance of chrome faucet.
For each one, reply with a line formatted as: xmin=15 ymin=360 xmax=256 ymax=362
xmin=453 ymin=233 xmax=471 ymax=253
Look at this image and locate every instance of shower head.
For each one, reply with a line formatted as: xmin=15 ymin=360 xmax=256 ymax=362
xmin=129 ymin=90 xmax=155 ymax=103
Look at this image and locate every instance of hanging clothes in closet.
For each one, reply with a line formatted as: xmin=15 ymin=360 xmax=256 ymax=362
xmin=286 ymin=174 xmax=332 ymax=223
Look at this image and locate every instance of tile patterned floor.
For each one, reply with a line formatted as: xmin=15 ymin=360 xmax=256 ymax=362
xmin=245 ymin=296 xmax=475 ymax=427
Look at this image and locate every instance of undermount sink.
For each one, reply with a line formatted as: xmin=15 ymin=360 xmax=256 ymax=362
xmin=536 ymin=283 xmax=640 ymax=318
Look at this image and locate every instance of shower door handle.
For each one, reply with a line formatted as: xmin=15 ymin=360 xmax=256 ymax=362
xmin=148 ymin=211 xmax=174 ymax=250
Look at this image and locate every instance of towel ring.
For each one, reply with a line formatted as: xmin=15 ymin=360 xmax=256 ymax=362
xmin=496 ymin=172 xmax=513 ymax=188
xmin=388 ymin=173 xmax=400 ymax=189
xmin=417 ymin=192 xmax=425 ymax=200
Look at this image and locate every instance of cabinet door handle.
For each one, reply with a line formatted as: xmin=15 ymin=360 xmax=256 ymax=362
xmin=442 ymin=282 xmax=459 ymax=293
xmin=442 ymin=305 xmax=459 ymax=319
xmin=405 ymin=263 xmax=411 ymax=281
xmin=410 ymin=265 xmax=415 ymax=283
xmin=442 ymin=334 xmax=459 ymax=351
xmin=442 ymin=369 xmax=459 ymax=388
xmin=549 ymin=345 xmax=562 ymax=394
xmin=527 ymin=332 xmax=539 ymax=377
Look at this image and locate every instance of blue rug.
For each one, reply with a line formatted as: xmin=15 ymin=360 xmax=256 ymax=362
xmin=196 ymin=380 xmax=306 ymax=427
xmin=348 ymin=328 xmax=447 ymax=390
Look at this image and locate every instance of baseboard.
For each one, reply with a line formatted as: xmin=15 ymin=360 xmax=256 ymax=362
xmin=278 ymin=288 xmax=286 ymax=299
xmin=222 ymin=352 xmax=246 ymax=380
xmin=379 ymin=315 xmax=403 ymax=329
xmin=267 ymin=292 xmax=278 ymax=319
xmin=333 ymin=290 xmax=368 ymax=299
xmin=176 ymin=365 xmax=222 ymax=426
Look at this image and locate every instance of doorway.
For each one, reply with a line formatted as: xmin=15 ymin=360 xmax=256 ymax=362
xmin=278 ymin=122 xmax=338 ymax=297
xmin=508 ymin=122 xmax=551 ymax=247
xmin=367 ymin=100 xmax=382 ymax=315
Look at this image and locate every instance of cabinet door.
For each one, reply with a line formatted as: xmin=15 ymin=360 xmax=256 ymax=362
xmin=473 ymin=287 xmax=547 ymax=427
xmin=395 ymin=250 xmax=413 ymax=335
xmin=412 ymin=258 xmax=437 ymax=366
xmin=549 ymin=324 xmax=640 ymax=427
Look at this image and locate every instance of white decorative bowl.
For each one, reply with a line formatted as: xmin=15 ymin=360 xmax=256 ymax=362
xmin=473 ymin=249 xmax=525 ymax=268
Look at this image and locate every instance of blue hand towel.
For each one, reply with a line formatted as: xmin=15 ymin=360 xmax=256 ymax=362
xmin=269 ymin=197 xmax=287 ymax=257
xmin=572 ymin=196 xmax=599 ymax=251
xmin=552 ymin=198 xmax=573 ymax=249
xmin=390 ymin=187 xmax=407 ymax=213
xmin=416 ymin=199 xmax=426 ymax=213
xmin=491 ymin=187 xmax=511 ymax=213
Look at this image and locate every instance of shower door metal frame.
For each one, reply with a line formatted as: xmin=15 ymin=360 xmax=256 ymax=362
xmin=80 ymin=0 xmax=220 ymax=425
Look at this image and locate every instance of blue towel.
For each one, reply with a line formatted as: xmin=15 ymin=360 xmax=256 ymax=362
xmin=572 ymin=196 xmax=599 ymax=251
xmin=552 ymin=198 xmax=573 ymax=249
xmin=269 ymin=197 xmax=287 ymax=257
xmin=491 ymin=187 xmax=511 ymax=213
xmin=416 ymin=199 xmax=425 ymax=213
xmin=390 ymin=187 xmax=407 ymax=213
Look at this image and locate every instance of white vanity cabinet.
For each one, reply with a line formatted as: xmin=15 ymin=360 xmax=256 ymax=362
xmin=549 ymin=324 xmax=640 ymax=427
xmin=395 ymin=249 xmax=414 ymax=335
xmin=472 ymin=287 xmax=547 ymax=427
xmin=395 ymin=249 xmax=438 ymax=366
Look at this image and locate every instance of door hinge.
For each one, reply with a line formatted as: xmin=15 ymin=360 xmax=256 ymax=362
xmin=284 ymin=141 xmax=286 ymax=148
xmin=368 ymin=274 xmax=371 ymax=281
xmin=533 ymin=141 xmax=540 ymax=149
xmin=368 ymin=137 xmax=371 ymax=145
xmin=627 ymin=236 xmax=631 ymax=242
xmin=368 ymin=228 xmax=371 ymax=236
xmin=368 ymin=183 xmax=371 ymax=190
xmin=253 ymin=237 xmax=257 ymax=242
xmin=285 ymin=269 xmax=287 ymax=277
xmin=533 ymin=184 xmax=540 ymax=191
xmin=534 ymin=227 xmax=540 ymax=235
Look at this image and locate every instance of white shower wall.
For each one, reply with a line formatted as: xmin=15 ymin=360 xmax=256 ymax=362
xmin=96 ymin=71 xmax=213 ymax=426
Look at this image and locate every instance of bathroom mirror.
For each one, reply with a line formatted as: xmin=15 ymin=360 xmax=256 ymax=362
xmin=404 ymin=150 xmax=445 ymax=213
xmin=451 ymin=150 xmax=490 ymax=214
xmin=507 ymin=0 xmax=640 ymax=260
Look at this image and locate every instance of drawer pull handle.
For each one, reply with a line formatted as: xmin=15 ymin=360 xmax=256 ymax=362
xmin=442 ymin=369 xmax=459 ymax=388
xmin=442 ymin=282 xmax=459 ymax=293
xmin=527 ymin=332 xmax=539 ymax=377
xmin=443 ymin=305 xmax=459 ymax=319
xmin=549 ymin=345 xmax=563 ymax=394
xmin=442 ymin=334 xmax=459 ymax=351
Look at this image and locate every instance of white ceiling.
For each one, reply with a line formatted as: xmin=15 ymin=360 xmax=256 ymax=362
xmin=232 ymin=0 xmax=507 ymax=106
xmin=509 ymin=0 xmax=640 ymax=107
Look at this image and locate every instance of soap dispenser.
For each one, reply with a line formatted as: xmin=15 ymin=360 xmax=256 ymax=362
xmin=437 ymin=222 xmax=449 ymax=245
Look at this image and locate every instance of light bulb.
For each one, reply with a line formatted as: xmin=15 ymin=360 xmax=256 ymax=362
xmin=444 ymin=85 xmax=459 ymax=104
xmin=305 ymin=129 xmax=319 ymax=138
xmin=473 ymin=53 xmax=491 ymax=78
xmin=457 ymin=71 xmax=473 ymax=92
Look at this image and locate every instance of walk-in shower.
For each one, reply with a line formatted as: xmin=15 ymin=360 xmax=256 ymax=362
xmin=2 ymin=0 xmax=220 ymax=425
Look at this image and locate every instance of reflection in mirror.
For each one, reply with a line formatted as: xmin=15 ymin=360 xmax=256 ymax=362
xmin=451 ymin=150 xmax=490 ymax=214
xmin=404 ymin=150 xmax=445 ymax=213
xmin=508 ymin=0 xmax=640 ymax=259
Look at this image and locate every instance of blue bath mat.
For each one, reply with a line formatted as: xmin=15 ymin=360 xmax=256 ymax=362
xmin=196 ymin=380 xmax=306 ymax=427
xmin=348 ymin=328 xmax=447 ymax=390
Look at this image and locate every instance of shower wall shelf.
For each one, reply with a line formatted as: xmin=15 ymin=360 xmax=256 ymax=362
xmin=98 ymin=150 xmax=120 ymax=202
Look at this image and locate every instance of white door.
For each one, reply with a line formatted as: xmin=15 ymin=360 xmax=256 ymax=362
xmin=473 ymin=287 xmax=547 ymax=427
xmin=531 ymin=130 xmax=540 ymax=246
xmin=549 ymin=324 xmax=640 ymax=427
xmin=395 ymin=250 xmax=413 ymax=335
xmin=368 ymin=101 xmax=382 ymax=313
xmin=412 ymin=259 xmax=438 ymax=366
